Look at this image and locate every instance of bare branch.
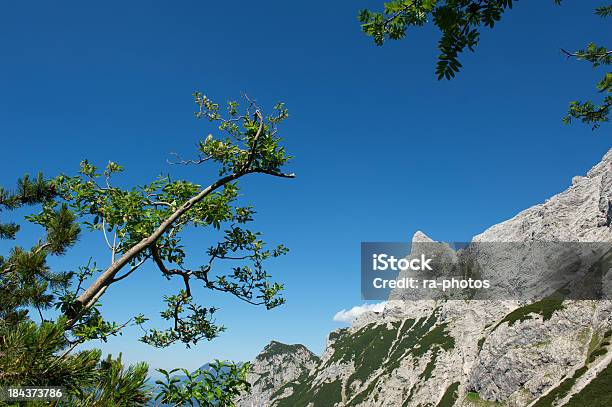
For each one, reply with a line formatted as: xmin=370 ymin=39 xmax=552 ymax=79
xmin=33 ymin=242 xmax=52 ymax=255
xmin=150 ymin=201 xmax=174 ymax=207
xmin=251 ymin=168 xmax=296 ymax=178
xmin=101 ymin=218 xmax=113 ymax=251
xmin=112 ymin=256 xmax=150 ymax=283
xmin=112 ymin=231 xmax=117 ymax=263
xmin=167 ymin=152 xmax=211 ymax=166
xmin=240 ymin=110 xmax=264 ymax=173
xmin=561 ymin=48 xmax=612 ymax=58
xmin=151 ymin=245 xmax=192 ymax=297
xmin=85 ymin=285 xmax=108 ymax=310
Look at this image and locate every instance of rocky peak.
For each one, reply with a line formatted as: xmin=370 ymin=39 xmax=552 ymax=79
xmin=236 ymin=341 xmax=319 ymax=407
xmin=255 ymin=341 xmax=317 ymax=363
xmin=411 ymin=230 xmax=434 ymax=243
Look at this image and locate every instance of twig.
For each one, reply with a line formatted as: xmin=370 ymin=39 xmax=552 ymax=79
xmin=111 ymin=256 xmax=150 ymax=282
xmin=167 ymin=152 xmax=211 ymax=166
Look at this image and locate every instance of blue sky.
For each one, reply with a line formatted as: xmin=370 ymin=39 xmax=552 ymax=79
xmin=0 ymin=1 xmax=610 ymax=374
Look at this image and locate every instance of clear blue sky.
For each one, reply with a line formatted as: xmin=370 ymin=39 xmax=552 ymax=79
xmin=0 ymin=1 xmax=610 ymax=374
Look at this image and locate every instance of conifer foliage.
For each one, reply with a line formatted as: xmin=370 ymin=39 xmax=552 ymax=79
xmin=0 ymin=174 xmax=151 ymax=404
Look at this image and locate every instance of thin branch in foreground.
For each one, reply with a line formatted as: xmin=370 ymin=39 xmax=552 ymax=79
xmin=560 ymin=48 xmax=612 ymax=59
xmin=167 ymin=152 xmax=211 ymax=166
xmin=111 ymin=256 xmax=150 ymax=283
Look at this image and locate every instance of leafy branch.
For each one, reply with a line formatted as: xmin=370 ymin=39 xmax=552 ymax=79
xmin=359 ymin=0 xmax=516 ymax=79
xmin=561 ymin=41 xmax=611 ymax=129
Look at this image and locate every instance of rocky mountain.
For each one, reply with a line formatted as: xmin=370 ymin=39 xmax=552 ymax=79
xmin=236 ymin=341 xmax=320 ymax=407
xmin=237 ymin=148 xmax=612 ymax=407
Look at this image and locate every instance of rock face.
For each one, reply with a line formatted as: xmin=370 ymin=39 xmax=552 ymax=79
xmin=473 ymin=148 xmax=612 ymax=243
xmin=236 ymin=148 xmax=612 ymax=407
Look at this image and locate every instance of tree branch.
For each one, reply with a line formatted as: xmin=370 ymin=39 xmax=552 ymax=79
xmin=65 ymin=171 xmax=246 ymax=327
xmin=151 ymin=245 xmax=192 ymax=297
xmin=111 ymin=256 xmax=149 ymax=283
xmin=250 ymin=168 xmax=296 ymax=178
xmin=167 ymin=152 xmax=212 ymax=166
xmin=67 ymin=127 xmax=293 ymax=327
xmin=240 ymin=110 xmax=264 ymax=173
xmin=561 ymin=48 xmax=612 ymax=58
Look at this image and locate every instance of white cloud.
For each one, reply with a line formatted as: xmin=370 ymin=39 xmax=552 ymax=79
xmin=333 ymin=302 xmax=387 ymax=324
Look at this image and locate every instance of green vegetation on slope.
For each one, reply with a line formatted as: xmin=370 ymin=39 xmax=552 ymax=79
xmin=346 ymin=376 xmax=380 ymax=406
xmin=565 ymin=361 xmax=612 ymax=407
xmin=387 ymin=314 xmax=439 ymax=371
xmin=270 ymin=371 xmax=308 ymax=401
xmin=532 ymin=329 xmax=611 ymax=406
xmin=329 ymin=328 xmax=349 ymax=342
xmin=477 ymin=337 xmax=486 ymax=353
xmin=419 ymin=355 xmax=438 ymax=381
xmin=274 ymin=378 xmax=342 ymax=407
xmin=464 ymin=391 xmax=502 ymax=406
xmin=411 ymin=323 xmax=455 ymax=358
xmin=277 ymin=308 xmax=457 ymax=407
xmin=401 ymin=385 xmax=418 ymax=407
xmin=318 ymin=320 xmax=403 ymax=403
xmin=436 ymin=382 xmax=460 ymax=407
xmin=348 ymin=310 xmax=456 ymax=405
xmin=252 ymin=371 xmax=269 ymax=386
xmin=346 ymin=322 xmax=400 ymax=385
xmin=493 ymin=296 xmax=565 ymax=331
xmin=415 ymin=323 xmax=456 ymax=381
xmin=588 ymin=329 xmax=611 ymax=364
xmin=532 ymin=366 xmax=588 ymax=407
xmin=326 ymin=322 xmax=400 ymax=367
